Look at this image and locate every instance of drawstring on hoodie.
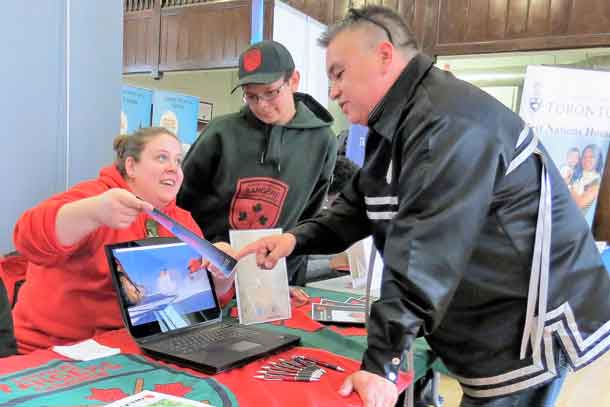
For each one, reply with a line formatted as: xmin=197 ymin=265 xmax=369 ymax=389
xmin=259 ymin=125 xmax=282 ymax=173
xmin=253 ymin=93 xmax=332 ymax=173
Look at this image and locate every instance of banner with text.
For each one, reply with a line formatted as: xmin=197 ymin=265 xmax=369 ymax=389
xmin=520 ymin=65 xmax=610 ymax=226
xmin=120 ymin=86 xmax=153 ymax=135
xmin=152 ymin=90 xmax=200 ymax=154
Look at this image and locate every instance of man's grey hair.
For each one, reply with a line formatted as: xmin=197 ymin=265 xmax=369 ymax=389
xmin=318 ymin=5 xmax=418 ymax=54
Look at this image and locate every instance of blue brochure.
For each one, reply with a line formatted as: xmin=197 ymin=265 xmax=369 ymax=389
xmin=145 ymin=208 xmax=237 ymax=277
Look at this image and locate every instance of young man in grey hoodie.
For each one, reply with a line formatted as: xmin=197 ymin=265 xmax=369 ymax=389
xmin=178 ymin=40 xmax=337 ymax=286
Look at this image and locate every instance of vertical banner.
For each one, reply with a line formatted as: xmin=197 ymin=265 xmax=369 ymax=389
xmin=250 ymin=0 xmax=264 ymax=44
xmin=120 ymin=86 xmax=153 ymax=135
xmin=520 ymin=66 xmax=610 ymax=226
xmin=152 ymin=91 xmax=200 ymax=154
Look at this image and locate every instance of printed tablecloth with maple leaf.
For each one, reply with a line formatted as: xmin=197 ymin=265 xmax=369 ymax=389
xmin=0 ymin=287 xmax=437 ymax=406
xmin=0 ymin=354 xmax=236 ymax=407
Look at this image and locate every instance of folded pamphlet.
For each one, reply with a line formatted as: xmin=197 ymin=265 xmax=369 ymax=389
xmin=104 ymin=390 xmax=212 ymax=407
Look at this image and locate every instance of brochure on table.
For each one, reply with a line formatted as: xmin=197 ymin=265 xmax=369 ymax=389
xmin=229 ymin=228 xmax=291 ymax=325
xmin=105 ymin=390 xmax=212 ymax=407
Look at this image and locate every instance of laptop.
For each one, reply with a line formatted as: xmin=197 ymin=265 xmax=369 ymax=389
xmin=105 ymin=237 xmax=300 ymax=374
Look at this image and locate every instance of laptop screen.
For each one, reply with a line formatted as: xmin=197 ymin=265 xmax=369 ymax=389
xmin=106 ymin=238 xmax=222 ymax=339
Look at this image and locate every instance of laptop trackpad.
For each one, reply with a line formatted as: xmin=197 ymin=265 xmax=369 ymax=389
xmin=229 ymin=340 xmax=261 ymax=352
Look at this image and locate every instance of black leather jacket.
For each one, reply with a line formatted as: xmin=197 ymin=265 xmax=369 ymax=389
xmin=292 ymin=54 xmax=610 ymax=397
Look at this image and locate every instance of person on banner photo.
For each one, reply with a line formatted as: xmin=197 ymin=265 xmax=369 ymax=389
xmin=559 ymin=146 xmax=581 ymax=187
xmin=11 ymin=127 xmax=237 ymax=354
xmin=569 ymin=143 xmax=604 ymax=216
xmin=178 ymin=40 xmax=337 ymax=290
xmin=237 ymin=6 xmax=610 ymax=407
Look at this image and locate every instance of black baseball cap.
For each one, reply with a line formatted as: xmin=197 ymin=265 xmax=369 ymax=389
xmin=231 ymin=40 xmax=295 ymax=93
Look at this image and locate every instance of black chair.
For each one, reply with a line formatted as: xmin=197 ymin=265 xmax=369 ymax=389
xmin=0 ymin=278 xmax=17 ymax=357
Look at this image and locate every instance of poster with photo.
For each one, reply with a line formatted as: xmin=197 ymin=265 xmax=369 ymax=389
xmin=152 ymin=90 xmax=200 ymax=154
xmin=520 ymin=65 xmax=610 ymax=226
xmin=120 ymin=86 xmax=153 ymax=135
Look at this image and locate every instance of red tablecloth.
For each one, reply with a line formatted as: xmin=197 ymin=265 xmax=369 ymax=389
xmin=0 ymin=328 xmax=411 ymax=407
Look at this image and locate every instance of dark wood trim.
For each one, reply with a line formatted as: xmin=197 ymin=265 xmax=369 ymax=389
xmin=158 ymin=61 xmax=239 ymax=71
xmin=161 ymin=0 xmax=249 ymax=15
xmin=263 ymin=0 xmax=275 ymax=41
xmin=433 ymin=33 xmax=610 ymax=56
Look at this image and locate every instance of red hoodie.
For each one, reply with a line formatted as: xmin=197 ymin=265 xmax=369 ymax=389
xmin=12 ymin=165 xmax=223 ymax=353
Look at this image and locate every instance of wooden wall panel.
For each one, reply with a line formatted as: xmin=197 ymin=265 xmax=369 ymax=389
xmin=330 ymin=0 xmax=350 ymax=23
xmin=123 ymin=11 xmax=155 ymax=73
xmin=549 ymin=0 xmax=571 ymax=35
xmin=505 ymin=0 xmax=529 ymax=36
xmin=158 ymin=1 xmax=250 ymax=71
xmin=282 ymin=0 xmax=329 ymax=24
xmin=439 ymin=0 xmax=469 ymax=44
xmin=433 ymin=0 xmax=610 ymax=56
xmin=570 ymin=0 xmax=610 ymax=34
xmin=488 ymin=0 xmax=508 ymax=40
xmin=464 ymin=0 xmax=490 ymax=41
xmin=280 ymin=0 xmax=423 ymax=29
xmin=123 ymin=0 xmax=610 ymax=72
xmin=527 ymin=0 xmax=550 ymax=36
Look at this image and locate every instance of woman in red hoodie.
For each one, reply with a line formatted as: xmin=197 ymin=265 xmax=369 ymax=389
xmin=12 ymin=127 xmax=235 ymax=354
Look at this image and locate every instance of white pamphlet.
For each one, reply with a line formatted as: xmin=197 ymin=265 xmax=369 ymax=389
xmin=346 ymin=236 xmax=383 ymax=291
xmin=52 ymin=339 xmax=120 ymax=361
xmin=229 ymin=228 xmax=291 ymax=325
xmin=104 ymin=390 xmax=212 ymax=406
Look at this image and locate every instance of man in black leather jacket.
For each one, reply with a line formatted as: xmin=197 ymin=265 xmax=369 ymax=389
xmin=238 ymin=6 xmax=610 ymax=407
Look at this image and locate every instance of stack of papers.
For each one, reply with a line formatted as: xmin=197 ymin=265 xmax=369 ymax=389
xmin=52 ymin=339 xmax=120 ymax=361
xmin=311 ymin=297 xmax=368 ymax=325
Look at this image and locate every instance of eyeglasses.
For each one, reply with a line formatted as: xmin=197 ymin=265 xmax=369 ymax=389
xmin=242 ymin=81 xmax=288 ymax=105
xmin=347 ymin=8 xmax=393 ymax=44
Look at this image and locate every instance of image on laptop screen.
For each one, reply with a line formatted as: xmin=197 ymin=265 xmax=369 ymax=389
xmin=111 ymin=242 xmax=218 ymax=332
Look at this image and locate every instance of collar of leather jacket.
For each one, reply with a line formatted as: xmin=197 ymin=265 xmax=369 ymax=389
xmin=368 ymin=53 xmax=434 ymax=141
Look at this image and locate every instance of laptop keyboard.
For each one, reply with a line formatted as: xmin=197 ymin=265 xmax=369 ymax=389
xmin=159 ymin=323 xmax=257 ymax=354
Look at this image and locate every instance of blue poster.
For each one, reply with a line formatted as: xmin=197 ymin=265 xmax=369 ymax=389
xmin=120 ymin=86 xmax=153 ymax=135
xmin=152 ymin=90 xmax=200 ymax=148
xmin=346 ymin=124 xmax=368 ymax=167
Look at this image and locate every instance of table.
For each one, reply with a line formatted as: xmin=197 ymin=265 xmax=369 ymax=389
xmin=0 ymin=287 xmax=432 ymax=407
xmin=307 ymin=275 xmax=381 ymax=298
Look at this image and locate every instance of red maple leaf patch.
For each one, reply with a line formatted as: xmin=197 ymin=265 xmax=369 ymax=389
xmin=153 ymin=382 xmax=192 ymax=397
xmin=243 ymin=48 xmax=262 ymax=72
xmin=87 ymin=387 xmax=129 ymax=402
